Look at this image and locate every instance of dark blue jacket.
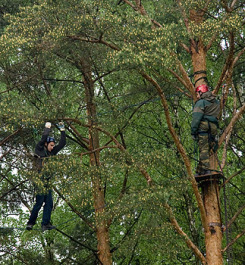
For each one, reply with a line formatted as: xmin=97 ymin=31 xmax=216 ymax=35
xmin=34 ymin=128 xmax=66 ymax=171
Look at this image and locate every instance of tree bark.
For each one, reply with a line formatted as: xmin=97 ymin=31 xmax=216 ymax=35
xmin=191 ymin=40 xmax=207 ymax=88
xmin=80 ymin=58 xmax=112 ymax=265
xmin=202 ymin=181 xmax=223 ymax=265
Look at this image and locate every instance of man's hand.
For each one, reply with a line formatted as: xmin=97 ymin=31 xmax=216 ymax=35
xmin=57 ymin=122 xmax=65 ymax=131
xmin=45 ymin=122 xmax=52 ymax=129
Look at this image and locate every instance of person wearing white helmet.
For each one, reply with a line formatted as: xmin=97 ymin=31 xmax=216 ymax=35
xmin=26 ymin=121 xmax=66 ymax=232
xmin=191 ymin=84 xmax=220 ymax=176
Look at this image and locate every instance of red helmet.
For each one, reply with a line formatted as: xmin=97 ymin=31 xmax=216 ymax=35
xmin=195 ymin=84 xmax=209 ymax=93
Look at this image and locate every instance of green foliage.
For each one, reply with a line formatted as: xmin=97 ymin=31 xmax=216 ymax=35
xmin=0 ymin=0 xmax=244 ymax=264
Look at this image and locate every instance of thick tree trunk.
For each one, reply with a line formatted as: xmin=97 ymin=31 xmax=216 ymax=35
xmin=81 ymin=59 xmax=112 ymax=265
xmin=191 ymin=38 xmax=223 ymax=265
xmin=191 ymin=40 xmax=207 ymax=89
xmin=202 ymin=181 xmax=223 ymax=265
xmin=202 ymin=154 xmax=223 ymax=265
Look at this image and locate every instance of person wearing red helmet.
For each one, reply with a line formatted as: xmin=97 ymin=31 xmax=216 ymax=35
xmin=26 ymin=122 xmax=66 ymax=232
xmin=191 ymin=84 xmax=220 ymax=175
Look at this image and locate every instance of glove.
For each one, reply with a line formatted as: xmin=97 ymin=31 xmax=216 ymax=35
xmin=191 ymin=134 xmax=198 ymax=141
xmin=45 ymin=122 xmax=52 ymax=129
xmin=57 ymin=122 xmax=65 ymax=131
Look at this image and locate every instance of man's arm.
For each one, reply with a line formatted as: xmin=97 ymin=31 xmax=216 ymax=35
xmin=191 ymin=101 xmax=204 ymax=135
xmin=35 ymin=123 xmax=51 ymax=152
xmin=53 ymin=123 xmax=66 ymax=155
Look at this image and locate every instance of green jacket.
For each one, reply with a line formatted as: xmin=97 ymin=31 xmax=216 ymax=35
xmin=191 ymin=91 xmax=220 ymax=135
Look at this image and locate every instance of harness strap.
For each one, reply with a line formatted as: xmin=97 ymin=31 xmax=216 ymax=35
xmin=194 ymin=76 xmax=209 ymax=86
xmin=198 ymin=131 xmax=209 ymax=135
xmin=189 ymin=70 xmax=207 ymax=77
xmin=193 ymin=70 xmax=207 ymax=76
xmin=208 ymin=222 xmax=222 ymax=227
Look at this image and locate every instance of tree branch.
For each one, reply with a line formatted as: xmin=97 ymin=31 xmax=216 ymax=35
xmin=66 ymin=121 xmax=89 ymax=148
xmin=221 ymin=167 xmax=245 ymax=187
xmin=0 ymin=174 xmax=31 ymax=211
xmin=0 ymin=179 xmax=28 ymax=200
xmin=167 ymin=68 xmax=189 ymax=89
xmin=177 ymin=60 xmax=195 ymax=94
xmin=62 ymin=115 xmax=154 ymax=185
xmin=177 ymin=0 xmax=196 ymax=49
xmin=222 ymin=228 xmax=245 ymax=253
xmin=206 ymin=1 xmax=238 ymax=51
xmin=165 ymin=203 xmax=206 ymax=264
xmin=80 ymin=145 xmax=118 ymax=158
xmin=94 ymin=125 xmax=153 ymax=185
xmin=223 ymin=204 xmax=245 ymax=231
xmin=214 ymin=32 xmax=235 ymax=93
xmin=67 ymin=35 xmax=120 ymax=51
xmin=0 ymin=148 xmax=12 ymax=160
xmin=220 ymin=83 xmax=237 ymax=169
xmin=0 ymin=128 xmax=21 ymax=146
xmin=180 ymin=42 xmax=190 ymax=53
xmin=53 ymin=187 xmax=95 ymax=230
xmin=56 ymin=227 xmax=97 ymax=253
xmin=139 ymin=71 xmax=208 ymax=233
xmin=219 ymin=103 xmax=245 ymax=146
xmin=122 ymin=0 xmax=162 ymax=28
xmin=153 ymin=70 xmax=192 ymax=98
xmin=110 ymin=209 xmax=142 ymax=252
xmin=231 ymin=46 xmax=245 ymax=69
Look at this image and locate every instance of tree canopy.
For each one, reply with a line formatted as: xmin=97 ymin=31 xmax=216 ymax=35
xmin=0 ymin=1 xmax=244 ymax=264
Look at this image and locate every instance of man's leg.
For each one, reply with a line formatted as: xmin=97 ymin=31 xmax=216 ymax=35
xmin=209 ymin=123 xmax=218 ymax=153
xmin=27 ymin=194 xmax=45 ymax=225
xmin=42 ymin=190 xmax=53 ymax=226
xmin=197 ymin=133 xmax=210 ymax=174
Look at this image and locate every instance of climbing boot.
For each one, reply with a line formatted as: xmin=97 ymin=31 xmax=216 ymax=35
xmin=42 ymin=223 xmax=56 ymax=232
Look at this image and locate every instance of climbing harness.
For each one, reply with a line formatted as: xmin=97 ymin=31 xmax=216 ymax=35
xmin=189 ymin=70 xmax=210 ymax=87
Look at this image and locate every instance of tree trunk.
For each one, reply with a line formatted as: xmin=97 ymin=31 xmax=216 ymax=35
xmin=191 ymin=39 xmax=223 ymax=265
xmin=202 ymin=181 xmax=223 ymax=265
xmin=202 ymin=154 xmax=223 ymax=265
xmin=81 ymin=58 xmax=112 ymax=265
xmin=190 ymin=40 xmax=207 ymax=89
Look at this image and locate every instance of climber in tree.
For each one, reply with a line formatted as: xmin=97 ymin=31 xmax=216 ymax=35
xmin=26 ymin=121 xmax=66 ymax=232
xmin=191 ymin=84 xmax=220 ymax=176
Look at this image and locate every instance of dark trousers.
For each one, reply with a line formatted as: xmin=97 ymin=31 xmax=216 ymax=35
xmin=28 ymin=190 xmax=53 ymax=226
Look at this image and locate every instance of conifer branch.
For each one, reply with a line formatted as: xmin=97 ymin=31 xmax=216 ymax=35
xmin=53 ymin=187 xmax=95 ymax=230
xmin=222 ymin=228 xmax=245 ymax=253
xmin=219 ymin=103 xmax=245 ymax=146
xmin=165 ymin=203 xmax=206 ymax=264
xmin=0 ymin=128 xmax=21 ymax=146
xmin=221 ymin=167 xmax=245 ymax=187
xmin=122 ymin=0 xmax=162 ymax=28
xmin=139 ymin=71 xmax=208 ymax=233
xmin=223 ymin=204 xmax=245 ymax=232
xmin=214 ymin=32 xmax=235 ymax=93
